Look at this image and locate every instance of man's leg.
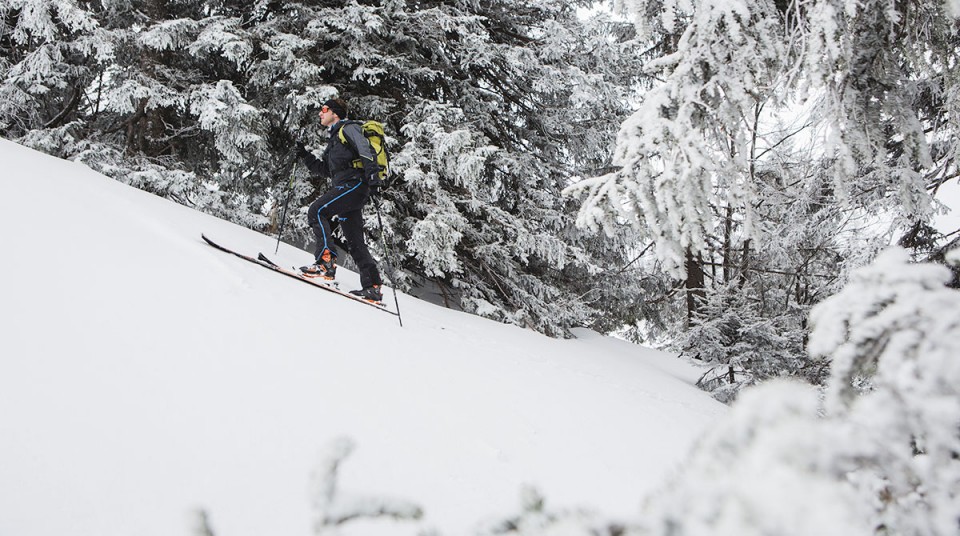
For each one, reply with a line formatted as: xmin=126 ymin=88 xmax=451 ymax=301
xmin=307 ymin=192 xmax=338 ymax=260
xmin=338 ymin=209 xmax=382 ymax=289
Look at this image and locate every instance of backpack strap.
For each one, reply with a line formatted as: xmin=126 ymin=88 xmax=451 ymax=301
xmin=336 ymin=120 xmax=364 ymax=146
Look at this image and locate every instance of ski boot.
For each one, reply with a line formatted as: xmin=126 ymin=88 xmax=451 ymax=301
xmin=300 ymin=249 xmax=336 ymax=280
xmin=349 ymin=285 xmax=383 ymax=304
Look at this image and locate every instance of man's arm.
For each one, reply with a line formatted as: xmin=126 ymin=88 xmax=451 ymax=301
xmin=300 ymin=147 xmax=329 ymax=178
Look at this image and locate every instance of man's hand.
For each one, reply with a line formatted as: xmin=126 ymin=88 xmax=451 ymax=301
xmin=296 ymin=141 xmax=310 ymax=159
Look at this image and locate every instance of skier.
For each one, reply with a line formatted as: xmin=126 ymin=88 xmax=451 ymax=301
xmin=296 ymin=97 xmax=383 ymax=303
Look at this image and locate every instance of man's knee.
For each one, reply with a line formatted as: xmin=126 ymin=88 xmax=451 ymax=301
xmin=307 ymin=200 xmax=324 ymax=225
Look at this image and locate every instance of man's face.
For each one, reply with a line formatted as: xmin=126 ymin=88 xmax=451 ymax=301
xmin=319 ymin=105 xmax=338 ymax=127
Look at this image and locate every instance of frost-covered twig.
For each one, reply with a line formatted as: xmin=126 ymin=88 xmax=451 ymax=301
xmin=312 ymin=437 xmax=423 ymax=534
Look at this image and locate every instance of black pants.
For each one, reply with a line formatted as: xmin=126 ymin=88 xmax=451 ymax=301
xmin=307 ymin=180 xmax=382 ymax=289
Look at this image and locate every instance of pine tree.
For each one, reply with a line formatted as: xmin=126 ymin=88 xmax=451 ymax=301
xmin=566 ymin=0 xmax=960 ymax=394
xmin=0 ymin=0 xmax=105 ymax=148
xmin=803 ymin=0 xmax=960 ymax=226
xmin=568 ymin=0 xmax=792 ymax=278
xmin=286 ymin=0 xmax=648 ymax=336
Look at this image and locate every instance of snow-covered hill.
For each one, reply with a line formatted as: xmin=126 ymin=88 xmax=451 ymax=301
xmin=0 ymin=139 xmax=725 ymax=536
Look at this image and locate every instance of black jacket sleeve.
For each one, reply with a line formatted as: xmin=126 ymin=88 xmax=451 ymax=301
xmin=299 ymin=146 xmax=330 ymax=190
xmin=301 ymin=148 xmax=328 ymax=178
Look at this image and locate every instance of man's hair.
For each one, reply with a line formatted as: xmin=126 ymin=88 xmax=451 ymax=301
xmin=324 ymin=98 xmax=349 ymax=119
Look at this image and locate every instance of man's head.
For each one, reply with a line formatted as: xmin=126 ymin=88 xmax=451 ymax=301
xmin=319 ymin=98 xmax=348 ymax=127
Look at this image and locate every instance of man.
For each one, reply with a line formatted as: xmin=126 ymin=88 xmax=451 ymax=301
xmin=296 ymin=97 xmax=383 ymax=303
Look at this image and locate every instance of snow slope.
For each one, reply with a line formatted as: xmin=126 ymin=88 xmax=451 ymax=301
xmin=0 ymin=139 xmax=725 ymax=536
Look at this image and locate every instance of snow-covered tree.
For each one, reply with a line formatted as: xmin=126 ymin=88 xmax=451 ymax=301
xmin=803 ymin=0 xmax=960 ymax=227
xmin=565 ymin=0 xmax=960 ymax=393
xmin=586 ymin=0 xmax=958 ymax=274
xmin=683 ymin=282 xmax=808 ymax=402
xmin=0 ymin=0 xmax=108 ymax=147
xmin=680 ymin=146 xmax=863 ymax=399
xmin=564 ymin=0 xmax=819 ymax=374
xmin=633 ymin=247 xmax=960 ymax=535
xmin=808 ymin=248 xmax=960 ymax=536
xmin=568 ymin=0 xmax=791 ymax=278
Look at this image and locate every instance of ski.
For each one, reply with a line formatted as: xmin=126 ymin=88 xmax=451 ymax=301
xmin=201 ymin=234 xmax=398 ymax=316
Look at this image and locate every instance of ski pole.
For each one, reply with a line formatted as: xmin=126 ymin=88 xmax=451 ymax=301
xmin=276 ymin=126 xmax=308 ymax=254
xmin=274 ymin=161 xmax=297 ymax=254
xmin=373 ymin=195 xmax=403 ymax=327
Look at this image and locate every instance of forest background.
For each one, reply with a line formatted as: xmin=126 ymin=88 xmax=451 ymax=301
xmin=1 ymin=0 xmax=959 ymax=400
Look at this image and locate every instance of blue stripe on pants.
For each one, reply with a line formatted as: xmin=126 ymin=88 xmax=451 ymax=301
xmin=316 ymin=183 xmax=362 ymax=254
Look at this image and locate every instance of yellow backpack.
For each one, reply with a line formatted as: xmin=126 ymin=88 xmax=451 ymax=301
xmin=338 ymin=120 xmax=389 ymax=183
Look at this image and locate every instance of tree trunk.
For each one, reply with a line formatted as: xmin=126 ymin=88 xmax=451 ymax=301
xmin=738 ymin=239 xmax=751 ymax=289
xmin=723 ymin=205 xmax=733 ymax=283
xmin=685 ymin=249 xmax=705 ymax=328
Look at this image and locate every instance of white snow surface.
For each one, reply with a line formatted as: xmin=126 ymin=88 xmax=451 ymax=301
xmin=0 ymin=139 xmax=725 ymax=536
